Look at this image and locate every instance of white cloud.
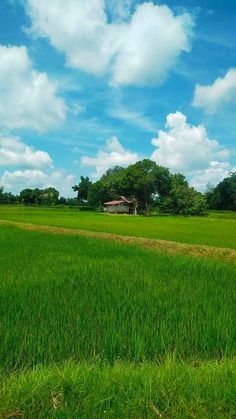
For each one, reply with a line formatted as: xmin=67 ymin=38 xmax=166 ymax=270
xmin=0 ymin=136 xmax=52 ymax=168
xmin=0 ymin=45 xmax=66 ymax=132
xmin=0 ymin=135 xmax=75 ymax=196
xmin=0 ymin=169 xmax=75 ymax=197
xmin=26 ymin=0 xmax=112 ymax=76
xmin=190 ymin=161 xmax=233 ymax=191
xmin=151 ymin=111 xmax=234 ymax=191
xmin=81 ymin=136 xmax=139 ymax=178
xmin=111 ymin=3 xmax=193 ymax=86
xmin=151 ymin=111 xmax=229 ymax=174
xmin=26 ymin=0 xmax=193 ymax=86
xmin=192 ymin=68 xmax=236 ymax=114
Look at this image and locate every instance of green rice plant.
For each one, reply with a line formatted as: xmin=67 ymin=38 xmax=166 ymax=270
xmin=0 ymin=205 xmax=236 ymax=249
xmin=0 ymin=359 xmax=235 ymax=418
xmin=0 ymin=226 xmax=235 ymax=371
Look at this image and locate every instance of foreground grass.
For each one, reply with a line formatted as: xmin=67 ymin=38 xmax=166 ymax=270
xmin=0 ymin=206 xmax=236 ymax=249
xmin=1 ymin=225 xmax=235 ymax=416
xmin=1 ymin=359 xmax=236 ymax=418
xmin=1 ymin=226 xmax=235 ymax=370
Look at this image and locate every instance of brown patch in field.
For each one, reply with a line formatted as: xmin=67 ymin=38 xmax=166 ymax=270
xmin=1 ymin=219 xmax=236 ymax=263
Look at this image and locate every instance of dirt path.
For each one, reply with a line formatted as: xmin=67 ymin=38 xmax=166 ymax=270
xmin=1 ymin=218 xmax=236 ymax=263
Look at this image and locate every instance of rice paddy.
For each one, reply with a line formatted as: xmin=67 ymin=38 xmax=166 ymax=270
xmin=0 ymin=205 xmax=236 ymax=248
xmin=0 ymin=208 xmax=235 ymax=417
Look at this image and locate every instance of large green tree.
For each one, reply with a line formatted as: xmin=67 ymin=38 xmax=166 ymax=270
xmin=206 ymin=173 xmax=236 ymax=210
xmin=0 ymin=187 xmax=17 ymax=204
xmin=87 ymin=160 xmax=206 ymax=215
xmin=159 ymin=174 xmax=207 ymax=215
xmin=88 ymin=167 xmax=127 ymax=207
xmin=72 ymin=176 xmax=92 ymax=203
xmin=19 ymin=188 xmax=59 ymax=205
xmin=122 ymin=159 xmax=171 ymax=213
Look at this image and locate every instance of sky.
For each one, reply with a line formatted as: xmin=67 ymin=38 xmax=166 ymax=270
xmin=0 ymin=0 xmax=236 ymax=197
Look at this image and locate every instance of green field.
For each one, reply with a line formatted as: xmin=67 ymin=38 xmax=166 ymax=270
xmin=0 ymin=205 xmax=236 ymax=248
xmin=0 ymin=208 xmax=236 ymax=417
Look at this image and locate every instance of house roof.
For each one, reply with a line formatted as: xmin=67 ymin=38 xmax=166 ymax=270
xmin=104 ymin=196 xmax=137 ymax=206
xmin=120 ymin=196 xmax=137 ymax=204
xmin=104 ymin=199 xmax=126 ymax=206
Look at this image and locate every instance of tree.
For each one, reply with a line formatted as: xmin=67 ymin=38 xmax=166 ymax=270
xmin=205 ymin=184 xmax=215 ymax=209
xmin=72 ymin=176 xmax=92 ymax=203
xmin=0 ymin=187 xmax=18 ymax=204
xmin=58 ymin=197 xmax=67 ymax=205
xmin=19 ymin=188 xmax=59 ymax=205
xmin=88 ymin=180 xmax=109 ymax=208
xmin=0 ymin=186 xmax=4 ymax=203
xmin=123 ymin=160 xmax=171 ymax=213
xmin=39 ymin=188 xmax=59 ymax=205
xmin=100 ymin=166 xmax=127 ymax=198
xmin=19 ymin=189 xmax=35 ymax=205
xmin=206 ymin=173 xmax=236 ymax=210
xmin=159 ymin=174 xmax=207 ymax=215
xmin=88 ymin=167 xmax=127 ymax=208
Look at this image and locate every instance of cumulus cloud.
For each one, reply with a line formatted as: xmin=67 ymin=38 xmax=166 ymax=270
xmin=0 ymin=135 xmax=75 ymax=196
xmin=0 ymin=136 xmax=52 ymax=168
xmin=111 ymin=3 xmax=193 ymax=86
xmin=26 ymin=0 xmax=193 ymax=86
xmin=192 ymin=68 xmax=236 ymax=114
xmin=190 ymin=161 xmax=233 ymax=191
xmin=26 ymin=0 xmax=112 ymax=76
xmin=81 ymin=136 xmax=139 ymax=178
xmin=151 ymin=111 xmax=233 ymax=191
xmin=151 ymin=111 xmax=229 ymax=174
xmin=0 ymin=45 xmax=66 ymax=132
xmin=0 ymin=169 xmax=75 ymax=197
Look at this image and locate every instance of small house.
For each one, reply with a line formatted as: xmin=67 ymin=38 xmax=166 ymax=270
xmin=104 ymin=196 xmax=138 ymax=214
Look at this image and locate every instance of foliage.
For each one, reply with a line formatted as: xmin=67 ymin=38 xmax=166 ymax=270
xmin=87 ymin=159 xmax=206 ymax=215
xmin=19 ymin=187 xmax=59 ymax=205
xmin=88 ymin=166 xmax=127 ymax=207
xmin=2 ymin=162 xmax=236 ymax=216
xmin=72 ymin=176 xmax=92 ymax=203
xmin=122 ymin=159 xmax=171 ymax=212
xmin=0 ymin=186 xmax=18 ymax=204
xmin=206 ymin=173 xmax=236 ymax=210
xmin=159 ymin=174 xmax=207 ymax=215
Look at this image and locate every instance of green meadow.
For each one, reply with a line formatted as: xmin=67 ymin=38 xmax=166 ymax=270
xmin=0 ymin=209 xmax=236 ymax=417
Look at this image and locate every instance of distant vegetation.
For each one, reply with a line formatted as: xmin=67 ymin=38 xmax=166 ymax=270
xmin=206 ymin=172 xmax=236 ymax=211
xmin=1 ymin=159 xmax=236 ymax=215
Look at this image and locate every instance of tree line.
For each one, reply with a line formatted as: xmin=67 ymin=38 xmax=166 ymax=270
xmin=1 ymin=159 xmax=235 ymax=214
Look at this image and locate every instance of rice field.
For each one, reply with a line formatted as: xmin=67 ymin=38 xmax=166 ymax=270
xmin=0 ymin=205 xmax=236 ymax=248
xmin=0 ymin=209 xmax=236 ymax=417
xmin=1 ymin=360 xmax=235 ymax=418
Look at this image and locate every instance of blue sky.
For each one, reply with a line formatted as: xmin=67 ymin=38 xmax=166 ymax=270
xmin=0 ymin=0 xmax=236 ymax=196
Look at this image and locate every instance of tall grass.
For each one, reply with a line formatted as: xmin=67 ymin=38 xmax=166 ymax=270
xmin=0 ymin=206 xmax=236 ymax=248
xmin=1 ymin=359 xmax=236 ymax=418
xmin=0 ymin=226 xmax=235 ymax=371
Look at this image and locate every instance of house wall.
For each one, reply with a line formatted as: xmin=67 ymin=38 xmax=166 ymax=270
xmin=106 ymin=204 xmax=130 ymax=213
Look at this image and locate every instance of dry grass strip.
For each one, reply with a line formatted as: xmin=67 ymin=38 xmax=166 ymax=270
xmin=1 ymin=219 xmax=236 ymax=263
